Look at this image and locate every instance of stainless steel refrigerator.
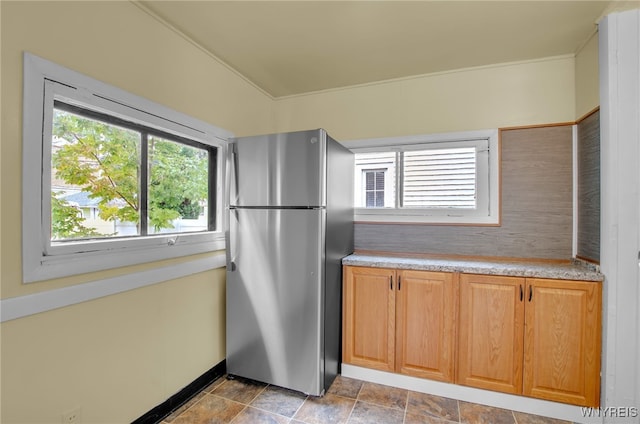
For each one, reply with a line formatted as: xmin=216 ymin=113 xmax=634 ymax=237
xmin=225 ymin=129 xmax=353 ymax=396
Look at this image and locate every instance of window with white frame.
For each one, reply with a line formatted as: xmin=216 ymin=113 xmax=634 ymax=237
xmin=22 ymin=53 xmax=230 ymax=283
xmin=343 ymin=130 xmax=499 ymax=224
xmin=363 ymin=169 xmax=386 ymax=207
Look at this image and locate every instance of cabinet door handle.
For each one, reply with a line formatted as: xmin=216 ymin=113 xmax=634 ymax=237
xmin=390 ymin=276 xmax=393 ymax=290
xmin=520 ymin=284 xmax=523 ymax=302
xmin=398 ymin=276 xmax=402 ymax=291
xmin=528 ymin=285 xmax=533 ymax=302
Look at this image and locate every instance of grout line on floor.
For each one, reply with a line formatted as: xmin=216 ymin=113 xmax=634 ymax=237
xmin=289 ymin=393 xmax=309 ymax=421
xmin=402 ymin=390 xmax=409 ymax=424
xmin=344 ymin=398 xmax=357 ymax=424
xmin=249 ymin=382 xmax=269 ymax=404
xmin=250 ymin=401 xmax=306 ymax=422
xmin=228 ymin=404 xmax=249 ymax=424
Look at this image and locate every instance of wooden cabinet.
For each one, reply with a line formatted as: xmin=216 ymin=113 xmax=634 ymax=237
xmin=342 ymin=266 xmax=395 ymax=372
xmin=523 ymin=278 xmax=601 ymax=406
xmin=395 ymin=270 xmax=457 ymax=381
xmin=342 ymin=266 xmax=456 ymax=382
xmin=457 ymin=274 xmax=601 ymax=407
xmin=457 ymin=274 xmax=525 ymax=394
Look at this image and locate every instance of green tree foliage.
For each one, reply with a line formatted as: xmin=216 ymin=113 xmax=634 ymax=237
xmin=53 ymin=110 xmax=140 ymax=224
xmin=51 ymin=193 xmax=100 ymax=239
xmin=148 ymin=137 xmax=208 ymax=230
xmin=52 ymin=110 xmax=208 ymax=235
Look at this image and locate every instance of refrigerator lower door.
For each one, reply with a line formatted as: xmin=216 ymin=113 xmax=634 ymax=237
xmin=226 ymin=208 xmax=326 ymax=396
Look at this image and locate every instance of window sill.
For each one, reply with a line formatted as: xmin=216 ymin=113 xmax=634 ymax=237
xmin=24 ymin=235 xmax=225 ymax=283
xmin=354 ymin=213 xmax=500 ymax=226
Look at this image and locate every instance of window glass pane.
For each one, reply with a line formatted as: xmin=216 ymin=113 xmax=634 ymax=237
xmin=365 ymin=191 xmax=375 ymax=207
xmin=363 ymin=170 xmax=386 ymax=207
xmin=365 ymin=172 xmax=374 ymax=190
xmin=375 ymin=183 xmax=384 ymax=207
xmin=147 ymin=136 xmax=209 ymax=234
xmin=402 ymin=147 xmax=476 ymax=208
xmin=51 ymin=108 xmax=141 ymax=241
xmin=375 ymin=171 xmax=385 ymax=191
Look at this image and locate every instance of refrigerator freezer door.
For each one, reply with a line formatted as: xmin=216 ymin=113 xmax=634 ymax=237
xmin=228 ymin=130 xmax=326 ymax=208
xmin=226 ymin=208 xmax=326 ymax=395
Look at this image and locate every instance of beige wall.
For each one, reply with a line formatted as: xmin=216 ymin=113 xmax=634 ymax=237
xmin=1 ymin=2 xmax=273 ymax=422
xmin=575 ymin=31 xmax=600 ymax=119
xmin=274 ymin=56 xmax=577 ymax=141
xmin=1 ymin=268 xmax=226 ymax=423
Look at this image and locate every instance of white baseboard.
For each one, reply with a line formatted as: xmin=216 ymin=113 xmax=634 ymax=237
xmin=341 ymin=364 xmax=604 ymax=424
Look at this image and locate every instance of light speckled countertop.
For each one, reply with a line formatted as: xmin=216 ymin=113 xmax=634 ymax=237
xmin=343 ymin=254 xmax=604 ymax=282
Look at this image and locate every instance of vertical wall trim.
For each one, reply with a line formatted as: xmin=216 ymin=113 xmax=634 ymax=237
xmin=572 ymin=124 xmax=578 ymax=258
xmin=599 ymin=9 xmax=640 ymax=420
xmin=637 ymin=17 xmax=640 ymax=414
xmin=599 ymin=14 xmax=616 ymax=413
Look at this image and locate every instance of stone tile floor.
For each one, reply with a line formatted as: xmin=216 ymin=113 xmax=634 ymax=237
xmin=161 ymin=375 xmax=572 ymax=424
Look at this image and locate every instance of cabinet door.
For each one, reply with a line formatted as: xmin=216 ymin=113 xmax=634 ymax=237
xmin=396 ymin=270 xmax=457 ymax=382
xmin=457 ymin=274 xmax=526 ymax=394
xmin=523 ymin=278 xmax=601 ymax=407
xmin=342 ymin=266 xmax=396 ymax=372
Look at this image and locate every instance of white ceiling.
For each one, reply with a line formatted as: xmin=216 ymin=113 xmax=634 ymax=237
xmin=138 ymin=1 xmax=617 ymax=98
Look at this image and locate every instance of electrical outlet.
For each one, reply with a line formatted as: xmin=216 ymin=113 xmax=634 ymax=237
xmin=62 ymin=407 xmax=81 ymax=424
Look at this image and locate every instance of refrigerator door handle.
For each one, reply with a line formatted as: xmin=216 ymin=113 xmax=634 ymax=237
xmin=230 ymin=142 xmax=239 ymax=205
xmin=226 ymin=207 xmax=239 ymax=273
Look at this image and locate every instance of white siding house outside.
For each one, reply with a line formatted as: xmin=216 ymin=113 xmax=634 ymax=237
xmin=354 ymin=148 xmax=477 ymax=209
